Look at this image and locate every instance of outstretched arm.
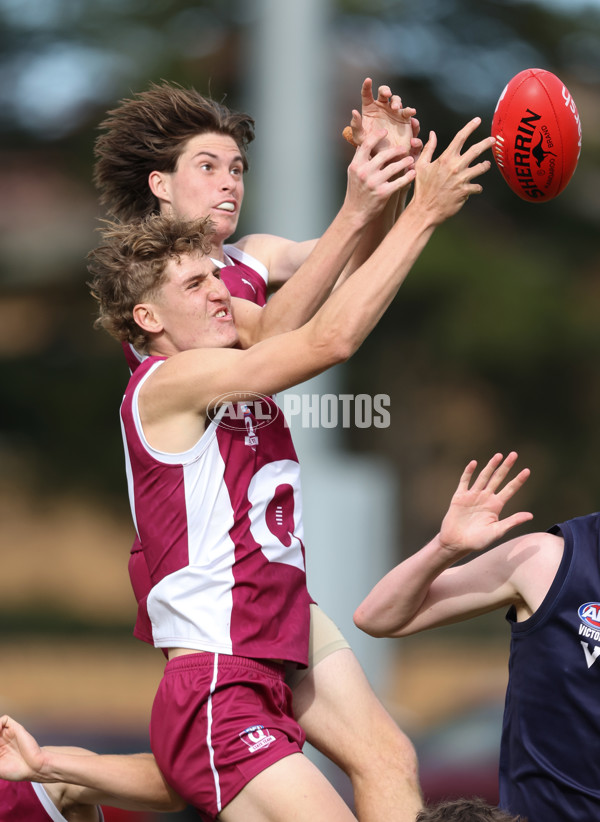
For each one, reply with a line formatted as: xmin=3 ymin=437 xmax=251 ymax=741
xmin=139 ymin=118 xmax=498 ymax=463
xmin=239 ymin=77 xmax=421 ymax=289
xmin=233 ymin=127 xmax=416 ymax=346
xmin=354 ymin=453 xmax=534 ymax=638
xmin=146 ymin=118 xmax=496 ymax=415
xmin=0 ymin=715 xmax=185 ymax=813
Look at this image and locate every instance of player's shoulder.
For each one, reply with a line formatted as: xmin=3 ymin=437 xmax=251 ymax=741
xmin=504 ymin=531 xmax=565 ymax=613
xmin=232 ymin=232 xmax=293 ymax=263
xmin=232 ymin=233 xmax=318 ymax=287
xmin=496 ymin=530 xmax=564 ymax=572
xmin=510 ymin=529 xmax=564 ymax=555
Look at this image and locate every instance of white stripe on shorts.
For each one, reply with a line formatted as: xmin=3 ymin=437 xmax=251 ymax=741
xmin=207 ymin=653 xmax=222 ymax=812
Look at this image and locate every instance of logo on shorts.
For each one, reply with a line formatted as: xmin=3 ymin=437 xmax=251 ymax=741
xmin=239 ymin=724 xmax=276 ymax=753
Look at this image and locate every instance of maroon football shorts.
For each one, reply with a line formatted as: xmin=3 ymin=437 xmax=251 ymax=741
xmin=150 ymin=652 xmax=306 ymax=820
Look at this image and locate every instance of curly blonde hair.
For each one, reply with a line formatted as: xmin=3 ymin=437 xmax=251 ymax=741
xmin=94 ymin=82 xmax=255 ymax=221
xmin=87 ymin=214 xmax=214 ymax=351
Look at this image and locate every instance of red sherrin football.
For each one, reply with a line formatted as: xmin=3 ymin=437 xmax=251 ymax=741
xmin=491 ymin=68 xmax=582 ymax=202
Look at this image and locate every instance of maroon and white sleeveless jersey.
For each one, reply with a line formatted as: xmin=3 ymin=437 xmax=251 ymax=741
xmin=120 ymin=356 xmax=311 ymax=665
xmin=0 ymin=780 xmax=103 ymax=821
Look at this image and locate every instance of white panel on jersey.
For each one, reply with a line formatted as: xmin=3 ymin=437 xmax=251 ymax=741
xmin=223 ymin=243 xmax=269 ymax=285
xmin=147 ymin=443 xmax=236 ymax=653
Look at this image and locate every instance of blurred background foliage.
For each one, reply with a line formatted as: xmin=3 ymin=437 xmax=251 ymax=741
xmin=0 ymin=0 xmax=599 ymax=665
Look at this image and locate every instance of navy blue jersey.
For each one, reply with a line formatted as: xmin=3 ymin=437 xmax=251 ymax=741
xmin=500 ymin=512 xmax=600 ymax=820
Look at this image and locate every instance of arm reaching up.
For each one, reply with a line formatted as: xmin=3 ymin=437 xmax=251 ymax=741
xmin=244 ymin=77 xmax=421 ymax=287
xmin=354 ymin=452 xmax=533 ymax=638
xmin=233 ymin=126 xmax=417 ymax=345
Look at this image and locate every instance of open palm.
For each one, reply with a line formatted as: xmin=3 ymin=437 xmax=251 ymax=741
xmin=439 ymin=452 xmax=533 ymax=556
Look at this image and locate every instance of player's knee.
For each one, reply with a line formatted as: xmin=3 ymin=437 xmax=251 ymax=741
xmin=356 ymin=723 xmax=419 ymax=780
xmin=387 ymin=728 xmax=419 ymax=779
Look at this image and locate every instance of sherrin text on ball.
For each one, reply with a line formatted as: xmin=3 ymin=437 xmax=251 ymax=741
xmin=491 ymin=68 xmax=582 ymax=202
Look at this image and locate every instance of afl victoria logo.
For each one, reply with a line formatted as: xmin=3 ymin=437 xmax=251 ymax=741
xmin=578 ymin=602 xmax=600 ymax=630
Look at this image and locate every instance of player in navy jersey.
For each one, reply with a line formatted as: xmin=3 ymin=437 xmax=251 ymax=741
xmin=88 ymin=117 xmax=493 ymax=822
xmin=94 ymin=78 xmax=429 ymax=822
xmin=0 ymin=715 xmax=185 ymax=820
xmin=355 ymin=451 xmax=600 ymax=822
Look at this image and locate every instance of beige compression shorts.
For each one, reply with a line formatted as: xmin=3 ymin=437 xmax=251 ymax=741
xmin=285 ymin=603 xmax=351 ymax=691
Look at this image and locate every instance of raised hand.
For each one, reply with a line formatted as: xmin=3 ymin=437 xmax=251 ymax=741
xmin=344 ymin=77 xmax=421 ymax=160
xmin=412 ymin=118 xmax=495 ymax=223
xmin=439 ymin=452 xmax=533 ymax=557
xmin=344 ymin=128 xmax=417 ymax=219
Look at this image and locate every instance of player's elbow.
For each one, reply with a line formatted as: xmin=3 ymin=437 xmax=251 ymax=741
xmin=353 ymin=604 xmax=388 ymax=638
xmin=305 ymin=310 xmax=363 ymax=368
xmin=334 ymin=336 xmax=357 ymax=364
xmin=313 ymin=326 xmax=357 ymax=368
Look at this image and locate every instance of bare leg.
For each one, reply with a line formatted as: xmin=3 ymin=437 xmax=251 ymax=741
xmin=219 ymin=752 xmax=356 ymax=822
xmin=292 ymin=648 xmax=422 ymax=822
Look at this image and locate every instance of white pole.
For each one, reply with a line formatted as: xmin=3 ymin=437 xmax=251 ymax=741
xmin=245 ymin=0 xmax=400 ymax=793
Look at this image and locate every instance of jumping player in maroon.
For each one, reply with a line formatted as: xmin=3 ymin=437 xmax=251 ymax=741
xmin=95 ymin=76 xmax=429 ymax=822
xmin=120 ymin=122 xmax=419 ymax=661
xmin=88 ymin=117 xmax=494 ymax=822
xmin=123 ymin=244 xmax=270 ymax=650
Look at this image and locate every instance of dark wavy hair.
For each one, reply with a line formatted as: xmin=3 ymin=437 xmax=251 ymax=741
xmin=94 ymin=82 xmax=255 ymax=221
